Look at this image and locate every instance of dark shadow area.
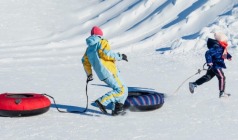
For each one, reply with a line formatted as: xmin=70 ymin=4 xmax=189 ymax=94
xmin=50 ymin=104 xmax=104 ymax=116
xmin=182 ymin=32 xmax=200 ymax=40
xmin=140 ymin=33 xmax=156 ymax=42
xmin=156 ymin=47 xmax=171 ymax=52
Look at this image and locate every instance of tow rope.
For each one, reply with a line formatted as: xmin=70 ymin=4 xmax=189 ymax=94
xmin=174 ymin=63 xmax=208 ymax=93
xmin=43 ymin=81 xmax=89 ymax=113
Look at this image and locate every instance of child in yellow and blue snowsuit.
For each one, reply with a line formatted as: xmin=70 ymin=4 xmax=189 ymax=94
xmin=82 ymin=26 xmax=128 ymax=115
xmin=189 ymin=32 xmax=232 ymax=98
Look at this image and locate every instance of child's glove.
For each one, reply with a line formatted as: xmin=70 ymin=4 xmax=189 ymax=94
xmin=121 ymin=54 xmax=128 ymax=62
xmin=227 ymin=54 xmax=232 ymax=61
xmin=87 ymin=74 xmax=93 ymax=82
xmin=207 ymin=63 xmax=213 ymax=70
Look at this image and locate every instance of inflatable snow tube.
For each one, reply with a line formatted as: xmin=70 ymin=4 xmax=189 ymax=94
xmin=124 ymin=91 xmax=164 ymax=111
xmin=0 ymin=93 xmax=51 ymax=117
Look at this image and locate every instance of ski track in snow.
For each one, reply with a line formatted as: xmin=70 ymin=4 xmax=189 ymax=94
xmin=0 ymin=0 xmax=238 ymax=140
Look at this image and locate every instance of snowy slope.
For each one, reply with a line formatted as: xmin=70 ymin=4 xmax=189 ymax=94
xmin=0 ymin=0 xmax=238 ymax=140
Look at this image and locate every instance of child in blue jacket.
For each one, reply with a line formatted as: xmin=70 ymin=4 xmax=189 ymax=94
xmin=189 ymin=33 xmax=232 ymax=98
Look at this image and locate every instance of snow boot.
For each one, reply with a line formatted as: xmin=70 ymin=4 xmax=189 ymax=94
xmin=112 ymin=102 xmax=125 ymax=116
xmin=95 ymin=100 xmax=107 ymax=114
xmin=189 ymin=82 xmax=197 ymax=94
xmin=219 ymin=91 xmax=230 ymax=98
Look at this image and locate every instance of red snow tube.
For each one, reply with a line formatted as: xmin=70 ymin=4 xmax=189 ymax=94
xmin=0 ymin=93 xmax=51 ymax=117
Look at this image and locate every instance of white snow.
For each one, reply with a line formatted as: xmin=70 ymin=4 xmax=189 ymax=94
xmin=0 ymin=0 xmax=238 ymax=140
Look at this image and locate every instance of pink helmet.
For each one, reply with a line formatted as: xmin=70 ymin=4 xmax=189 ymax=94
xmin=91 ymin=26 xmax=103 ymax=36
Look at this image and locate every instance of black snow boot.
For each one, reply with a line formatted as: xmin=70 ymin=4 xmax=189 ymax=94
xmin=219 ymin=91 xmax=224 ymax=98
xmin=95 ymin=100 xmax=107 ymax=114
xmin=219 ymin=91 xmax=231 ymax=98
xmin=189 ymin=82 xmax=197 ymax=94
xmin=112 ymin=102 xmax=125 ymax=116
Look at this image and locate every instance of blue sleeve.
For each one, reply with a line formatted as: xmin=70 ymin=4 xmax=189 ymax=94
xmin=101 ymin=49 xmax=122 ymax=61
xmin=205 ymin=50 xmax=213 ymax=64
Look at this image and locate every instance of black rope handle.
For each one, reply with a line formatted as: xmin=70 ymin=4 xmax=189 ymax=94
xmin=42 ymin=81 xmax=89 ymax=113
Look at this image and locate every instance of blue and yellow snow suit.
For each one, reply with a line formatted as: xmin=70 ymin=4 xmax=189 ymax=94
xmin=82 ymin=35 xmax=128 ymax=109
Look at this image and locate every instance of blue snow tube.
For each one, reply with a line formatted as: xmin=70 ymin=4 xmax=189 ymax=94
xmin=124 ymin=91 xmax=164 ymax=111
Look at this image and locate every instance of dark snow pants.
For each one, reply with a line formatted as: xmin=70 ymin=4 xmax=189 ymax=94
xmin=195 ymin=68 xmax=226 ymax=92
